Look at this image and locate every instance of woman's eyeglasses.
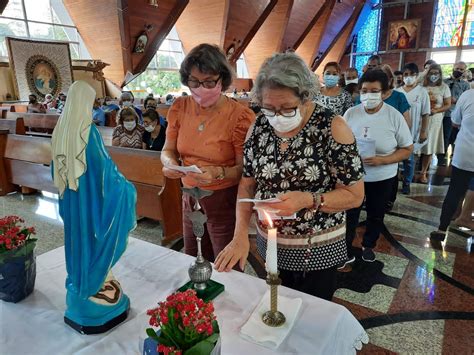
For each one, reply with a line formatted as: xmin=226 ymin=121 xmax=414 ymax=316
xmin=186 ymin=77 xmax=221 ymax=89
xmin=260 ymin=107 xmax=298 ymax=117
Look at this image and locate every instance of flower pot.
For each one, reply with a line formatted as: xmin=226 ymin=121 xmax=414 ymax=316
xmin=143 ymin=330 xmax=221 ymax=355
xmin=0 ymin=242 xmax=36 ymax=303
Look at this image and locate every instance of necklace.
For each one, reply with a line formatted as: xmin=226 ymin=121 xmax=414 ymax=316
xmin=196 ymin=96 xmax=223 ymax=132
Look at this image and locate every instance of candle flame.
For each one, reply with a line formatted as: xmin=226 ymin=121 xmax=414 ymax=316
xmin=262 ymin=210 xmax=273 ymax=228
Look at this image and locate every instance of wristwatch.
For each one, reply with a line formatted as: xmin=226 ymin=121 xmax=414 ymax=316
xmin=216 ymin=166 xmax=226 ymax=180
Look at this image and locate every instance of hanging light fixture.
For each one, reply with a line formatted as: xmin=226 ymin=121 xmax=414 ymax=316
xmin=148 ymin=0 xmax=159 ymax=7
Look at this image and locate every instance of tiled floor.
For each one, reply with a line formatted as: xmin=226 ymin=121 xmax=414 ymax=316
xmin=1 ymin=164 xmax=473 ymax=354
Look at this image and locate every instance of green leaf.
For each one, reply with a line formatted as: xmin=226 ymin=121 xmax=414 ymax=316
xmin=157 ymin=334 xmax=175 ymax=347
xmin=206 ymin=333 xmax=219 ymax=344
xmin=183 ymin=337 xmax=218 ymax=355
xmin=146 ymin=328 xmax=160 ymax=342
xmin=212 ymin=320 xmax=220 ymax=334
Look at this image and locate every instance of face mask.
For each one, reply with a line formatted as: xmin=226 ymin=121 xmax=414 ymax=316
xmin=144 ymin=124 xmax=155 ymax=133
xmin=360 ymin=93 xmax=382 ymax=110
xmin=345 ymin=79 xmax=358 ymax=85
xmin=122 ymin=101 xmax=132 ymax=107
xmin=396 ymin=79 xmax=403 ymax=85
xmin=453 ymin=70 xmax=463 ymax=79
xmin=123 ymin=121 xmax=136 ymax=131
xmin=323 ymin=74 xmax=339 ymax=88
xmin=430 ymin=74 xmax=440 ymax=83
xmin=190 ymin=82 xmax=222 ymax=108
xmin=266 ymin=108 xmax=303 ymax=133
xmin=403 ymin=75 xmax=417 ymax=86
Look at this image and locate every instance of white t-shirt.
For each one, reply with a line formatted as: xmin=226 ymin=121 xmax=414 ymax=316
xmin=451 ymin=89 xmax=474 ymax=172
xmin=396 ymin=85 xmax=431 ymax=142
xmin=344 ymin=103 xmax=413 ymax=182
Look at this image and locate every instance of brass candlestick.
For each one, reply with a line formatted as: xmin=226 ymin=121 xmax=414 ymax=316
xmin=262 ymin=272 xmax=286 ymax=327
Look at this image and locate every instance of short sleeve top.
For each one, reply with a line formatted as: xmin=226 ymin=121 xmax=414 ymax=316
xmin=384 ymin=90 xmax=411 ymax=115
xmin=166 ymin=96 xmax=255 ymax=190
xmin=425 ymin=83 xmax=451 ymax=110
xmin=243 ymin=104 xmax=364 ymax=271
xmin=142 ymin=118 xmax=167 ymax=151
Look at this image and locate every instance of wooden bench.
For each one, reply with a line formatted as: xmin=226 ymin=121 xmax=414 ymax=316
xmin=7 ymin=112 xmax=60 ymax=133
xmin=97 ymin=126 xmax=114 ymax=146
xmin=0 ymin=118 xmax=26 ymax=135
xmin=0 ymin=131 xmax=182 ymax=245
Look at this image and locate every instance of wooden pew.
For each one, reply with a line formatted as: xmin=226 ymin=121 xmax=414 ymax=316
xmin=7 ymin=112 xmax=59 ymax=133
xmin=0 ymin=118 xmax=26 ymax=135
xmin=97 ymin=126 xmax=114 ymax=146
xmin=1 ymin=108 xmax=9 ymax=118
xmin=156 ymin=104 xmax=170 ymax=119
xmin=0 ymin=132 xmax=182 ymax=245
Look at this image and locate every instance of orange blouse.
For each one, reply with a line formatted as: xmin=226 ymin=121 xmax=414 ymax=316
xmin=166 ymin=96 xmax=255 ymax=190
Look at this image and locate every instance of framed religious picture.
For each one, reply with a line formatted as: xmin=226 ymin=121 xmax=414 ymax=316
xmin=134 ymin=33 xmax=148 ymax=53
xmin=6 ymin=37 xmax=73 ymax=100
xmin=386 ymin=19 xmax=421 ymax=52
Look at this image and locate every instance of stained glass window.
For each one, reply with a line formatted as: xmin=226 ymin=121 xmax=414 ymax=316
xmin=433 ymin=0 xmax=474 ymax=47
xmin=353 ymin=5 xmax=381 ymax=73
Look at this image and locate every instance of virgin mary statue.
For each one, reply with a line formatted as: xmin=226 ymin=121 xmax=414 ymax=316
xmin=52 ymin=80 xmax=137 ymax=333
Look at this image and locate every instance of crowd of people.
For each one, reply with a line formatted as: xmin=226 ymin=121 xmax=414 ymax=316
xmin=39 ymin=44 xmax=473 ymax=301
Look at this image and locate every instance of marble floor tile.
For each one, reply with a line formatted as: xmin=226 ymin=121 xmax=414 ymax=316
xmin=400 ymin=242 xmax=455 ymax=277
xmin=335 ymin=284 xmax=397 ymax=313
xmin=367 ymin=320 xmax=445 ymax=354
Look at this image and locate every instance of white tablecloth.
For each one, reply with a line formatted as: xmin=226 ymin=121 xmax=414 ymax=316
xmin=0 ymin=238 xmax=368 ymax=355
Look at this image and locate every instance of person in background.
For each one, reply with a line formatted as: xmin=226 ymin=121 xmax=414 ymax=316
xmin=142 ymin=109 xmax=167 ymax=151
xmin=419 ymin=64 xmax=451 ymax=183
xmin=92 ymin=98 xmax=106 ymax=126
xmin=112 ymin=107 xmax=144 ymax=149
xmin=232 ymin=88 xmax=239 ymax=98
xmin=161 ymin=43 xmax=255 ymax=263
xmin=215 ymin=52 xmax=364 ymax=300
xmin=463 ymin=69 xmax=473 ymax=88
xmin=467 ymin=68 xmax=474 ymax=89
xmin=394 ymin=70 xmax=404 ymax=88
xmin=438 ymin=61 xmax=470 ymax=166
xmin=315 ymin=62 xmax=353 ymax=116
xmin=27 ymin=94 xmax=46 ymax=113
xmin=430 ymin=88 xmax=474 ymax=241
xmin=120 ymin=91 xmax=143 ymax=123
xmin=102 ymin=96 xmax=120 ymax=113
xmin=344 ymin=69 xmax=413 ymax=264
xmin=55 ymin=93 xmax=67 ymax=113
xmin=380 ymin=64 xmax=411 ymax=127
xmin=44 ymin=94 xmax=56 ymax=110
xmin=181 ymin=92 xmax=189 ymax=96
xmin=397 ymin=63 xmax=431 ymax=194
xmin=144 ymin=96 xmax=158 ymax=110
xmin=165 ymin=94 xmax=175 ymax=105
xmin=344 ymin=68 xmax=360 ymax=104
xmin=453 ymin=179 xmax=474 ymax=230
xmin=366 ymin=55 xmax=382 ymax=71
xmin=417 ymin=59 xmax=437 ymax=84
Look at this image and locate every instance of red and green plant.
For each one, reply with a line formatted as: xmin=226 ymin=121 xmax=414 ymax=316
xmin=0 ymin=216 xmax=36 ymax=256
xmin=146 ymin=289 xmax=219 ymax=355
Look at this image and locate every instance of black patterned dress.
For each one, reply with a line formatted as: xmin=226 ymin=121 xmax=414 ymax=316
xmin=243 ymin=105 xmax=364 ymax=271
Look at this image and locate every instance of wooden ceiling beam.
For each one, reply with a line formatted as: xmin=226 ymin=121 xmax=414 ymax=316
xmin=312 ymin=1 xmax=365 ymax=72
xmin=294 ymin=0 xmax=336 ymax=67
xmin=223 ymin=0 xmax=277 ymax=63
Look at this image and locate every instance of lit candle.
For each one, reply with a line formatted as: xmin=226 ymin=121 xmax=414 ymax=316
xmin=264 ymin=212 xmax=278 ymax=274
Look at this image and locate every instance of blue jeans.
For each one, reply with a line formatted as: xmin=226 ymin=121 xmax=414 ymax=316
xmin=402 ymin=153 xmax=415 ymax=185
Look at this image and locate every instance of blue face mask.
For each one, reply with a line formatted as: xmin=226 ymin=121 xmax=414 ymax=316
xmin=324 ymin=74 xmax=340 ymax=88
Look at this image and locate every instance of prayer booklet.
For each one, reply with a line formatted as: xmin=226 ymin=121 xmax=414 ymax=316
xmin=165 ymin=164 xmax=202 ymax=174
xmin=356 ymin=137 xmax=376 ymax=158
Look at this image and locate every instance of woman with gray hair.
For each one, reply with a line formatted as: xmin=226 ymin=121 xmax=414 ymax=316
xmin=215 ymin=52 xmax=364 ymax=300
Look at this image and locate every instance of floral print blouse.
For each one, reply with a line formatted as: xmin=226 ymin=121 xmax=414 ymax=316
xmin=243 ymin=104 xmax=364 ymax=271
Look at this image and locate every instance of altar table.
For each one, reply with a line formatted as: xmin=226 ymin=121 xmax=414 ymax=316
xmin=0 ymin=238 xmax=368 ymax=354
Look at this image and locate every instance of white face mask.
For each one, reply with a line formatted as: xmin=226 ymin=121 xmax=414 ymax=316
xmin=360 ymin=93 xmax=382 ymax=110
xmin=345 ymin=78 xmax=359 ymax=85
xmin=266 ymin=108 xmax=303 ymax=133
xmin=123 ymin=121 xmax=136 ymax=131
xmin=144 ymin=124 xmax=155 ymax=133
xmin=403 ymin=75 xmax=417 ymax=86
xmin=122 ymin=101 xmax=132 ymax=107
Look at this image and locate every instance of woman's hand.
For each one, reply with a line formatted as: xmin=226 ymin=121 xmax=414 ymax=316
xmin=187 ymin=166 xmax=219 ymax=185
xmin=419 ymin=130 xmax=428 ymax=143
xmin=363 ymin=156 xmax=386 ymax=166
xmin=257 ymin=191 xmax=313 ymax=217
xmin=162 ymin=159 xmax=185 ymax=179
xmin=214 ymin=236 xmax=249 ymax=272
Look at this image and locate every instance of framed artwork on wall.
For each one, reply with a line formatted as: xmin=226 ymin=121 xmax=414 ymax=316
xmin=6 ymin=37 xmax=74 ymax=100
xmin=134 ymin=33 xmax=148 ymax=53
xmin=386 ymin=19 xmax=421 ymax=52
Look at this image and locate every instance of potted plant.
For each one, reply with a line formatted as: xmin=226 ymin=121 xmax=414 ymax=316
xmin=0 ymin=216 xmax=37 ymax=303
xmin=144 ymin=289 xmax=220 ymax=355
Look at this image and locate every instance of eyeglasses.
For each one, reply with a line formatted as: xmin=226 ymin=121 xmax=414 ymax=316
xmin=187 ymin=77 xmax=221 ymax=89
xmin=260 ymin=107 xmax=298 ymax=117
